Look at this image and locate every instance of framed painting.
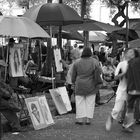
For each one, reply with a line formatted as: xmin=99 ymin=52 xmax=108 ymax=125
xmin=9 ymin=45 xmax=24 ymax=77
xmin=53 ymin=48 xmax=63 ymax=72
xmin=25 ymin=97 xmax=47 ymax=130
xmin=49 ymin=86 xmax=72 ymax=115
xmin=38 ymin=95 xmax=54 ymax=126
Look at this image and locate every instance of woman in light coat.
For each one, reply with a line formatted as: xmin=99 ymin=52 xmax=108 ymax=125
xmin=72 ymin=47 xmax=101 ymax=125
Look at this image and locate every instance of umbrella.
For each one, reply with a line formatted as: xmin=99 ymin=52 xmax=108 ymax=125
xmin=23 ymin=3 xmax=83 ymax=26
xmin=23 ymin=3 xmax=83 ymax=77
xmin=53 ymin=31 xmax=83 ymax=41
xmin=129 ymin=39 xmax=140 ymax=48
xmin=60 ymin=19 xmax=122 ymax=33
xmin=0 ymin=16 xmax=50 ymax=38
xmin=88 ymin=31 xmax=107 ymax=43
xmin=110 ymin=28 xmax=139 ymax=41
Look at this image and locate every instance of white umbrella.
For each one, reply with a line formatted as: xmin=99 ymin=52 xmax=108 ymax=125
xmin=0 ymin=16 xmax=50 ymax=38
xmin=89 ymin=31 xmax=107 ymax=43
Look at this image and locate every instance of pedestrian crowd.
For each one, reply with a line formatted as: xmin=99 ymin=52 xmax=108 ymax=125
xmin=0 ymin=42 xmax=140 ymax=136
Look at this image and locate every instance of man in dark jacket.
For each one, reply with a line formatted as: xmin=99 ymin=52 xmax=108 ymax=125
xmin=123 ymin=49 xmax=140 ymax=133
xmin=0 ymin=60 xmax=24 ymax=132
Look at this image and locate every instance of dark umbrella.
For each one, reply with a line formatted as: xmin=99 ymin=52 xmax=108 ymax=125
xmin=111 ymin=28 xmax=139 ymax=41
xmin=60 ymin=19 xmax=122 ymax=33
xmin=23 ymin=3 xmax=82 ymax=77
xmin=23 ymin=3 xmax=83 ymax=26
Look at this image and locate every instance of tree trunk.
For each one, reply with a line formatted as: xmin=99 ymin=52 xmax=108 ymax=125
xmin=81 ymin=0 xmax=89 ymax=47
xmin=48 ymin=0 xmax=52 ymax=3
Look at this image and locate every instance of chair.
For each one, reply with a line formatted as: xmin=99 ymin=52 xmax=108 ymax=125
xmin=13 ymin=87 xmax=31 ymax=122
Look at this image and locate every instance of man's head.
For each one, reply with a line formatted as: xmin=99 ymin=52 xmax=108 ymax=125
xmin=100 ymin=47 xmax=105 ymax=53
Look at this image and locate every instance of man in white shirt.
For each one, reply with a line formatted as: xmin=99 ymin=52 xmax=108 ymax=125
xmin=106 ymin=50 xmax=128 ymax=131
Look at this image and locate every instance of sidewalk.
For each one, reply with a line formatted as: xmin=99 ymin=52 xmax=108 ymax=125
xmin=2 ymin=88 xmax=140 ymax=140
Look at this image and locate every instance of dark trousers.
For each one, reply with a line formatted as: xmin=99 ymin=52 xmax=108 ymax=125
xmin=95 ymin=90 xmax=100 ymax=104
xmin=120 ymin=98 xmax=140 ymax=121
xmin=0 ymin=113 xmax=2 ymax=139
xmin=0 ymin=110 xmax=20 ymax=130
xmin=134 ymin=98 xmax=140 ymax=120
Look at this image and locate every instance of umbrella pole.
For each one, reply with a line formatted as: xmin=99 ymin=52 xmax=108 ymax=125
xmin=126 ymin=1 xmax=129 ymax=48
xmin=4 ymin=40 xmax=10 ymax=82
xmin=50 ymin=26 xmax=55 ymax=89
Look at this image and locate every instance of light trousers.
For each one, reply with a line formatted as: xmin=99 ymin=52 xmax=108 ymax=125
xmin=75 ymin=94 xmax=96 ymax=119
xmin=111 ymin=99 xmax=126 ymax=120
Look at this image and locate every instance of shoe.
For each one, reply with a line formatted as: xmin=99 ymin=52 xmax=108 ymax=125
xmin=85 ymin=118 xmax=91 ymax=125
xmin=105 ymin=115 xmax=113 ymax=131
xmin=122 ymin=127 xmax=133 ymax=133
xmin=85 ymin=122 xmax=91 ymax=125
xmin=12 ymin=127 xmax=27 ymax=132
xmin=75 ymin=122 xmax=84 ymax=125
xmin=118 ymin=119 xmax=124 ymax=124
xmin=135 ymin=120 xmax=140 ymax=124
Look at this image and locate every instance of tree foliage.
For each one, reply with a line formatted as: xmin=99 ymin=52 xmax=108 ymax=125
xmin=63 ymin=0 xmax=95 ymax=17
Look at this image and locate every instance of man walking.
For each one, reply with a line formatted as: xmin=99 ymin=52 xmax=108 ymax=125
xmin=123 ymin=49 xmax=140 ymax=133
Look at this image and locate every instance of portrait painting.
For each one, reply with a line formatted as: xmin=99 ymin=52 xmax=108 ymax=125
xmin=38 ymin=95 xmax=54 ymax=126
xmin=9 ymin=45 xmax=24 ymax=77
xmin=25 ymin=97 xmax=47 ymax=130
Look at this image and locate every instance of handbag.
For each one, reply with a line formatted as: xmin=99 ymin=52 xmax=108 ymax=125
xmin=94 ymin=69 xmax=103 ymax=86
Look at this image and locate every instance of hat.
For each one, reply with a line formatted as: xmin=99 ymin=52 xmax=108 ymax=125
xmin=0 ymin=60 xmax=7 ymax=67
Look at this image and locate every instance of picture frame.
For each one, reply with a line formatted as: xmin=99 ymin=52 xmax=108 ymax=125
xmin=38 ymin=95 xmax=54 ymax=126
xmin=9 ymin=44 xmax=24 ymax=77
xmin=25 ymin=97 xmax=47 ymax=130
xmin=53 ymin=48 xmax=63 ymax=72
xmin=49 ymin=86 xmax=72 ymax=115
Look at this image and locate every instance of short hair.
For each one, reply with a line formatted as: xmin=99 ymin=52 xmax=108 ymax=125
xmin=81 ymin=47 xmax=92 ymax=58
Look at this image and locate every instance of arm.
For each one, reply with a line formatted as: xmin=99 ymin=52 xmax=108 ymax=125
xmin=60 ymin=59 xmax=70 ymax=70
xmin=71 ymin=63 xmax=77 ymax=84
xmin=114 ymin=62 xmax=127 ymax=80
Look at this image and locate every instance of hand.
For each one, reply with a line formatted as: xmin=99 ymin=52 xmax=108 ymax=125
xmin=114 ymin=75 xmax=119 ymax=80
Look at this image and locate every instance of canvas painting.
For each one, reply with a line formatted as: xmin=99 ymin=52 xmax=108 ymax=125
xmin=49 ymin=86 xmax=72 ymax=115
xmin=25 ymin=97 xmax=47 ymax=130
xmin=57 ymin=87 xmax=72 ymax=112
xmin=53 ymin=48 xmax=63 ymax=72
xmin=49 ymin=88 xmax=67 ymax=115
xmin=38 ymin=95 xmax=54 ymax=126
xmin=9 ymin=45 xmax=24 ymax=77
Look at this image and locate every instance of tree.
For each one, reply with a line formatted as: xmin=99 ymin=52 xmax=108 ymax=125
xmin=64 ymin=0 xmax=95 ymax=18
xmin=101 ymin=0 xmax=140 ymax=22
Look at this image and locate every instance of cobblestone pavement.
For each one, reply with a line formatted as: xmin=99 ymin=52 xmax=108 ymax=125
xmin=2 ymin=88 xmax=140 ymax=140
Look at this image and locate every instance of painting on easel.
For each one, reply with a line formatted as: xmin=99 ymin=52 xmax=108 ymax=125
xmin=9 ymin=44 xmax=24 ymax=77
